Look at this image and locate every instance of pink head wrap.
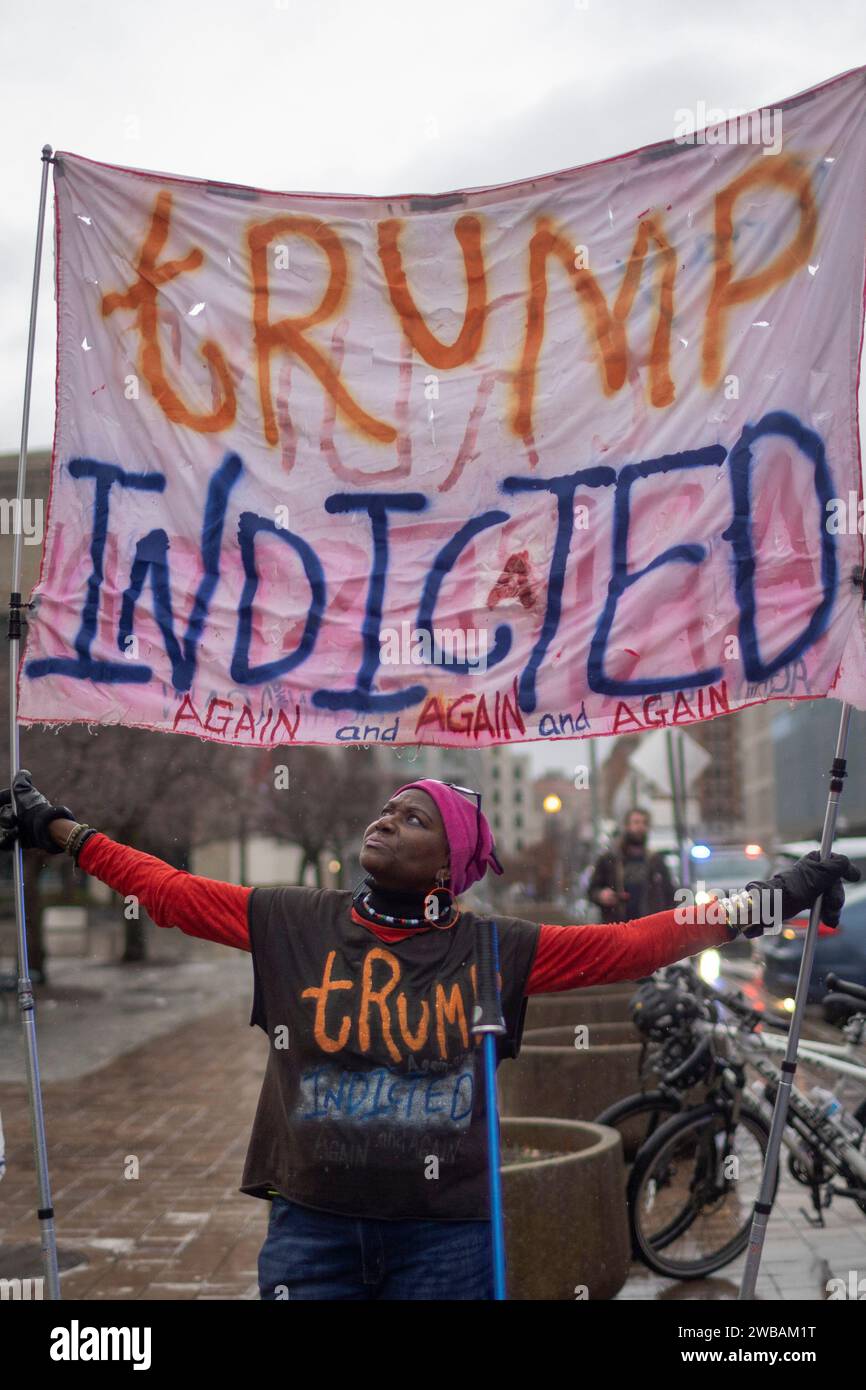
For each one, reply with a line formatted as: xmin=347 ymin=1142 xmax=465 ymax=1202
xmin=391 ymin=779 xmax=504 ymax=897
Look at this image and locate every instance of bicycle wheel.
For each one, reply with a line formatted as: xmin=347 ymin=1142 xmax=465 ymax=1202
xmin=627 ymin=1098 xmax=775 ymax=1279
xmin=595 ymin=1092 xmax=682 ymax=1164
xmin=841 ymin=1107 xmax=866 ymax=1217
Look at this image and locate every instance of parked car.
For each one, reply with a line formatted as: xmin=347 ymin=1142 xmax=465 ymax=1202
xmin=774 ymin=837 xmax=866 ymax=882
xmin=753 ymin=880 xmax=866 ymax=1008
xmin=687 ymin=842 xmax=773 ymax=897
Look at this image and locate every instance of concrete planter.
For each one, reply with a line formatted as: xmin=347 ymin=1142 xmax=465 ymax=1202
xmin=525 ymin=982 xmax=638 ymax=1030
xmin=501 ymin=1116 xmax=630 ymax=1300
xmin=499 ymin=1023 xmax=643 ymax=1122
xmin=523 ymin=1021 xmax=639 ymax=1047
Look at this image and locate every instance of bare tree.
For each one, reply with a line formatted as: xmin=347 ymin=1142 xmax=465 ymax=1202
xmin=240 ymin=745 xmax=390 ymax=886
xmin=12 ymin=720 xmax=236 ymax=966
xmin=2 ymin=673 xmax=394 ymax=972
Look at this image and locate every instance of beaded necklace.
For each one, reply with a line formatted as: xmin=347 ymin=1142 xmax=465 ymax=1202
xmin=352 ymin=885 xmax=457 ymax=930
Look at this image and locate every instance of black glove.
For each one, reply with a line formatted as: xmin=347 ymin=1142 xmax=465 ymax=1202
xmin=0 ymin=769 xmax=75 ymax=855
xmin=746 ymin=851 xmax=861 ymax=932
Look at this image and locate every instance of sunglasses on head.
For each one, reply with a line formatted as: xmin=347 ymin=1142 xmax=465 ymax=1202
xmin=424 ymin=779 xmax=484 ymax=866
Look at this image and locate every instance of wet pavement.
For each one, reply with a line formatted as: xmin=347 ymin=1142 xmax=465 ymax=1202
xmin=0 ymin=924 xmax=267 ymax=1300
xmin=0 ymin=989 xmax=268 ymax=1300
xmin=614 ymin=1201 xmax=866 ymax=1301
xmin=1 ymin=939 xmax=865 ymax=1300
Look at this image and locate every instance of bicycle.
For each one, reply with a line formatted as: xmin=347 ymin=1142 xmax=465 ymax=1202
xmin=625 ymin=972 xmax=866 ymax=1279
xmin=595 ymin=963 xmax=761 ymax=1160
xmin=727 ymin=973 xmax=866 ymax=1224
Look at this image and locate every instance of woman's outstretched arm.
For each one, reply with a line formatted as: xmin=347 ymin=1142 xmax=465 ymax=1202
xmin=50 ymin=821 xmax=253 ymax=951
xmin=524 ymin=850 xmax=861 ymax=993
xmin=525 ymin=906 xmax=732 ymax=994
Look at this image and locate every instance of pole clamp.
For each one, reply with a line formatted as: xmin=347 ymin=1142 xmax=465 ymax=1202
xmin=829 ymin=757 xmax=848 ymax=794
xmin=7 ymin=592 xmax=34 ymax=641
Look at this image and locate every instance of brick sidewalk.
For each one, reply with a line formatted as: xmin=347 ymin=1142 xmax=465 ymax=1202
xmin=0 ymin=995 xmax=270 ymax=1300
xmin=614 ymin=1202 xmax=866 ymax=1302
xmin=3 ymin=992 xmax=866 ymax=1300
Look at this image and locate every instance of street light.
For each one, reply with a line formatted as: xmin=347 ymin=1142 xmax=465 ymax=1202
xmin=541 ymin=794 xmax=565 ymax=904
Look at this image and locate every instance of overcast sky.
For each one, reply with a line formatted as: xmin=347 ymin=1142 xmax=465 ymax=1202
xmin=4 ymin=0 xmax=865 ymax=453
xmin=2 ymin=0 xmax=864 ymax=778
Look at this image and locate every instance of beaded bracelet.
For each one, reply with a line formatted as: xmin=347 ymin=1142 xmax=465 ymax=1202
xmin=719 ymin=891 xmax=751 ymax=939
xmin=63 ymin=822 xmax=98 ymax=862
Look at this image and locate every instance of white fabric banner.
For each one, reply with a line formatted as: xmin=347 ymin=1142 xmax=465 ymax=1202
xmin=18 ymin=65 xmax=866 ymax=748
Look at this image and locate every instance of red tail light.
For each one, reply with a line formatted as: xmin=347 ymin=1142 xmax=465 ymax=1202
xmin=789 ymin=915 xmax=839 ymax=937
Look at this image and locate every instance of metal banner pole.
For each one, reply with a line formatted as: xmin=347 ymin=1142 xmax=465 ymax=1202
xmin=677 ymin=730 xmax=690 ymax=885
xmin=665 ymin=728 xmax=685 ymax=878
xmin=588 ymin=739 xmax=600 ymax=849
xmin=738 ymin=700 xmax=852 ymax=1300
xmin=7 ymin=144 xmax=61 ymax=1300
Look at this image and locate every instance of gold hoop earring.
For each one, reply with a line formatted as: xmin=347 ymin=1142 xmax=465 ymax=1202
xmin=423 ymin=873 xmax=459 ymax=929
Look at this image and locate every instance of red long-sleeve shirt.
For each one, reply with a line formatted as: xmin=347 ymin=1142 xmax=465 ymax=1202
xmin=77 ymin=833 xmax=732 ymax=990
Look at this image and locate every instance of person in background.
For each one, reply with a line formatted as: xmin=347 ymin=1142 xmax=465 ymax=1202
xmin=588 ymin=806 xmax=677 ymax=923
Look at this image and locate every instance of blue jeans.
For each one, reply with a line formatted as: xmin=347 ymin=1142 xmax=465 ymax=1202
xmin=258 ymin=1195 xmax=494 ymax=1300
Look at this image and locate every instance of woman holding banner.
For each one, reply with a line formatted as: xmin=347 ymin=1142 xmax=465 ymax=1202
xmin=0 ymin=769 xmax=857 ymax=1301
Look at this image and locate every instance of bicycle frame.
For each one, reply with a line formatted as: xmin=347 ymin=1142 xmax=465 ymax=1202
xmin=746 ymin=1022 xmax=866 ymax=1086
xmin=712 ymin=1018 xmax=866 ymax=1188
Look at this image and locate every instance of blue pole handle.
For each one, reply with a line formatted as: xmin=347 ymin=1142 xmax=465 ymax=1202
xmin=483 ymin=1031 xmax=507 ymax=1299
xmin=474 ymin=919 xmax=507 ymax=1300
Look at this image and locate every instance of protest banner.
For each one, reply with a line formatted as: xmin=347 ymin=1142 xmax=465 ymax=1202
xmin=17 ymin=65 xmax=866 ymax=748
